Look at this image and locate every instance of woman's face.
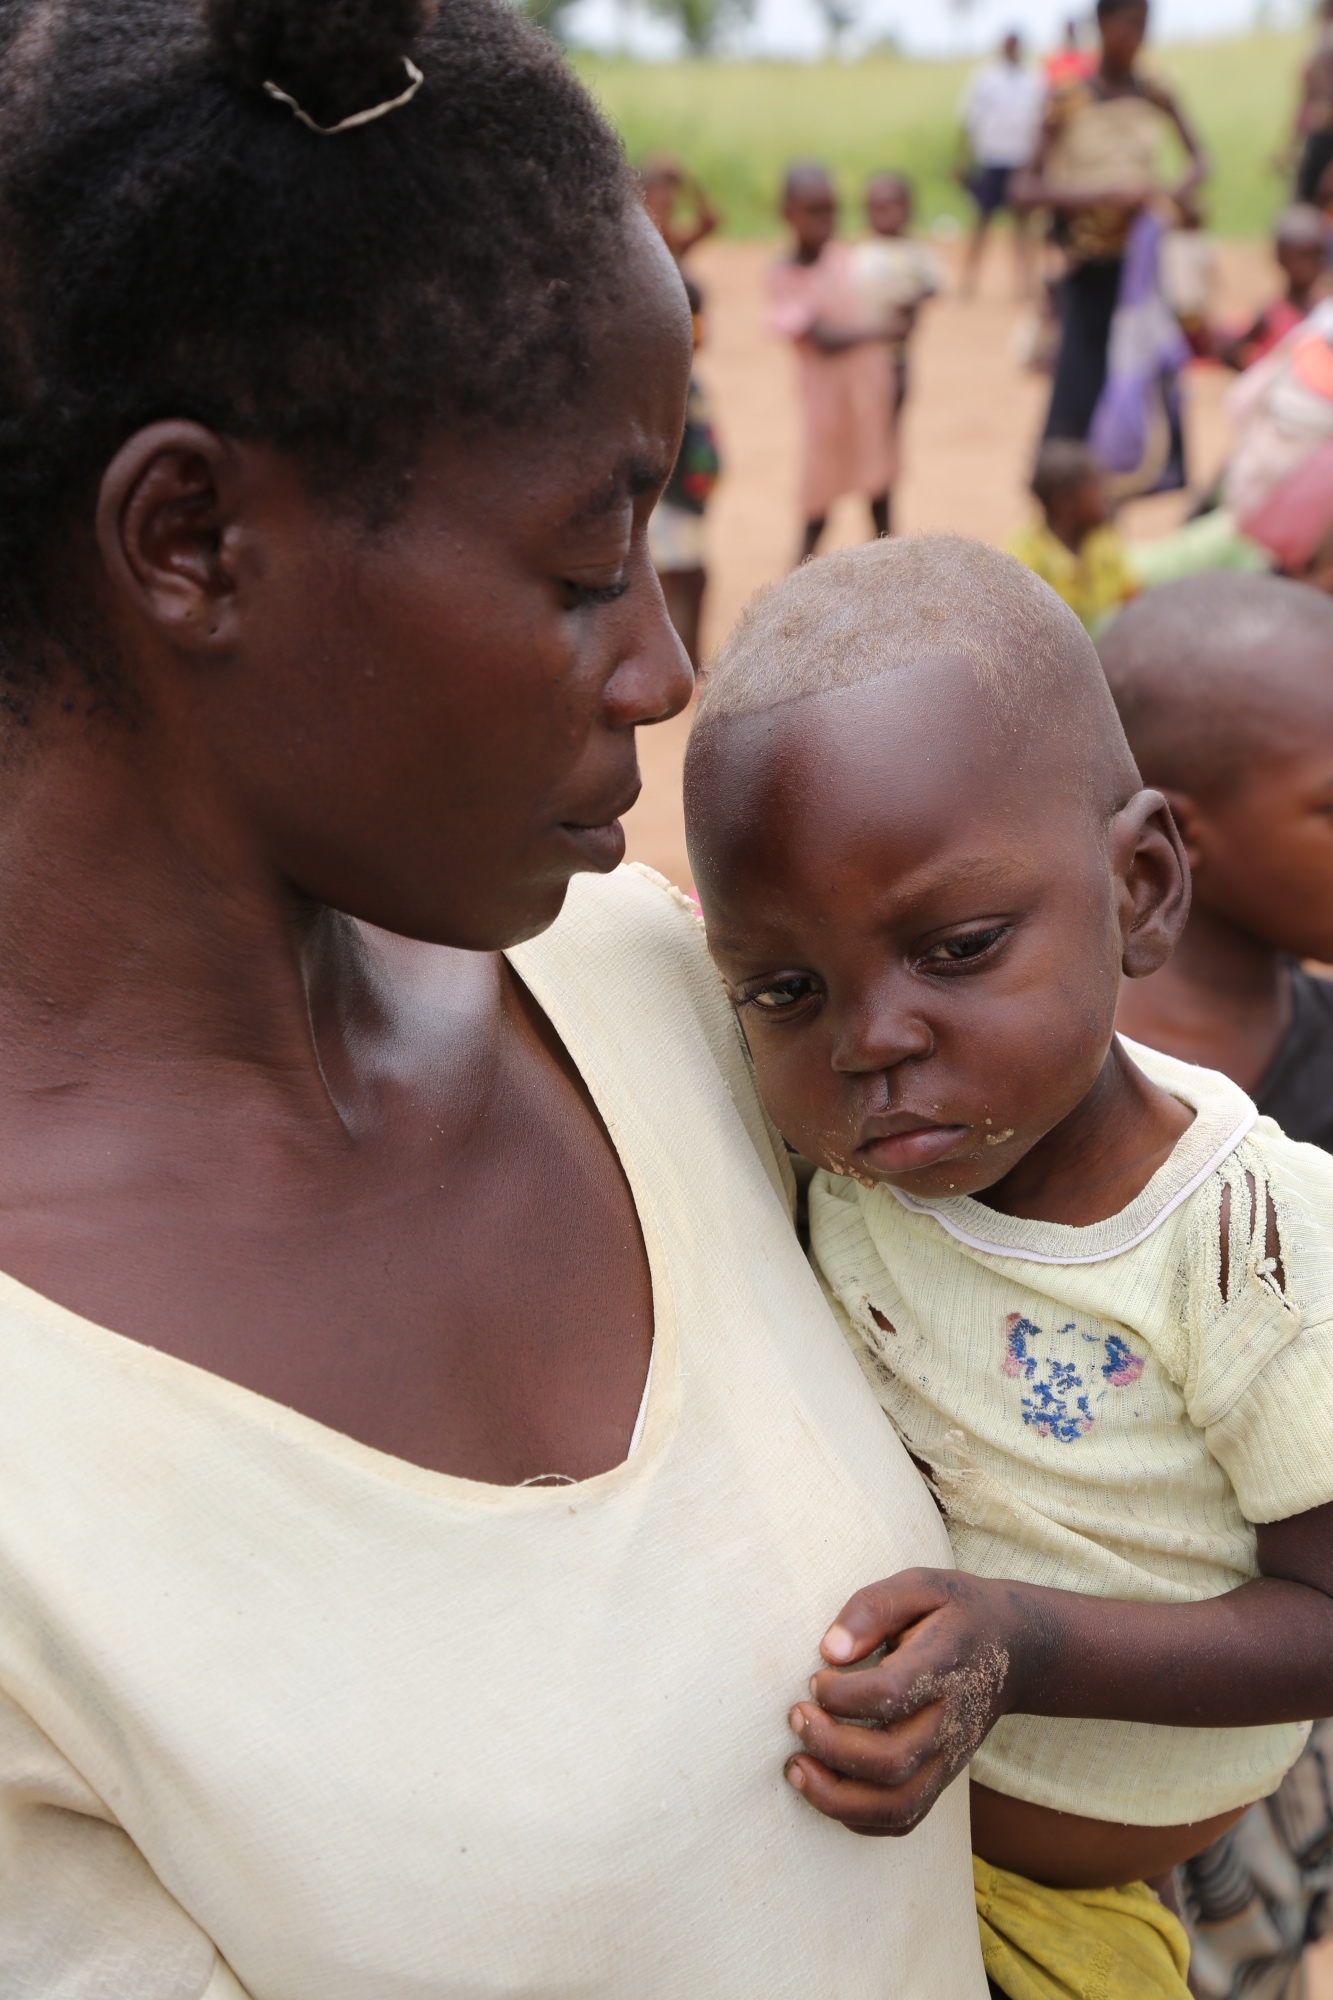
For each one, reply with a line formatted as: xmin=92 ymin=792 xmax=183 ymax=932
xmin=1099 ymin=2 xmax=1147 ymax=69
xmin=153 ymin=211 xmax=695 ymax=953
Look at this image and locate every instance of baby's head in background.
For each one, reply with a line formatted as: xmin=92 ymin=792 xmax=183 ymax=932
xmin=866 ymin=172 xmax=913 ymax=240
xmin=683 ymin=536 xmax=1190 ymax=1200
xmin=1030 ymin=438 xmax=1112 ymax=554
xmin=1101 ymin=573 xmax=1333 ymax=965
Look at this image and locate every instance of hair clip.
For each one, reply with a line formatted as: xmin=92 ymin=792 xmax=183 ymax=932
xmin=263 ymin=56 xmax=424 ymax=135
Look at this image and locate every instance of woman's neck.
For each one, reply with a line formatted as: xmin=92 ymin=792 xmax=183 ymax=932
xmin=1096 ymin=57 xmax=1138 ymax=92
xmin=0 ymin=720 xmax=397 ymax=1126
xmin=1115 ymin=905 xmax=1290 ymax=1095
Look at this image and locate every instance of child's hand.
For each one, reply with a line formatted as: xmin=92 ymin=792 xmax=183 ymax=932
xmin=785 ymin=1569 xmax=1027 ymax=1836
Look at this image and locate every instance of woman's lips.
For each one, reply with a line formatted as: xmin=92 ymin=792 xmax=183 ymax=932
xmin=857 ymin=1123 xmax=971 ymax=1174
xmin=558 ymin=819 xmax=627 ymax=870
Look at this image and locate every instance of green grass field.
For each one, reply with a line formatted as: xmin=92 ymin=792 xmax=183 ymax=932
xmin=574 ymin=29 xmax=1308 ymax=239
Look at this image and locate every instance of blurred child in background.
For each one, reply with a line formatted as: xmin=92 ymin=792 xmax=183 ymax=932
xmin=1043 ymin=16 xmax=1097 ymax=88
xmin=648 ymin=276 xmax=720 ymax=673
xmin=1007 ymin=437 xmax=1138 ymax=631
xmin=767 ymin=162 xmax=899 ymax=562
xmin=956 ymin=31 xmax=1047 ymax=300
xmin=1157 ymin=194 xmax=1218 ymax=357
xmin=852 ymin=172 xmax=943 ymax=417
xmin=1215 ymin=204 xmax=1328 ymax=371
xmin=1292 ymin=0 xmax=1333 ymax=204
xmin=639 ymin=153 xmax=720 ymax=264
xmin=1103 ymin=572 xmax=1333 ymax=2000
xmin=1105 ymin=573 xmax=1333 ymax=1133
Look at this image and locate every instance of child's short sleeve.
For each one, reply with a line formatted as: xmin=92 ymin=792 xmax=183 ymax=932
xmin=1182 ymin=1130 xmax=1333 ymax=1524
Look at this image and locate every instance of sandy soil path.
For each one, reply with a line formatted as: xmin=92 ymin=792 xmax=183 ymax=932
xmin=622 ymin=237 xmax=1275 ymax=893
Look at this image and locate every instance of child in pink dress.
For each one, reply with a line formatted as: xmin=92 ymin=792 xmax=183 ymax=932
xmin=767 ymin=164 xmax=899 ymax=563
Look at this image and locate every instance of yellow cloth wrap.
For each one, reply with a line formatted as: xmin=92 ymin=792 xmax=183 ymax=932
xmin=974 ymin=1856 xmax=1191 ymax=2000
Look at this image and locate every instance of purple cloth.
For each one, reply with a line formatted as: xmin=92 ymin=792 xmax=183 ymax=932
xmin=1089 ymin=211 xmax=1191 ymax=490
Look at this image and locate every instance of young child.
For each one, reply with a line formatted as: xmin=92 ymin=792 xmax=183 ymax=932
xmin=767 ymin=163 xmax=898 ymax=562
xmin=851 ymin=172 xmax=943 ymax=417
xmin=638 ymin=151 xmax=720 ymax=263
xmin=684 ymin=536 xmax=1333 ymax=1999
xmin=1106 ymin=575 xmax=1333 ymax=1146
xmin=1101 ymin=574 xmax=1333 ymax=1997
xmin=648 ymin=274 xmax=721 ymax=671
xmin=1215 ymin=205 xmax=1328 ymax=372
xmin=1007 ymin=437 xmax=1139 ymax=632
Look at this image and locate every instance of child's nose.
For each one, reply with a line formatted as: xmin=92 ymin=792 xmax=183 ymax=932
xmin=828 ymin=995 xmax=933 ymax=1074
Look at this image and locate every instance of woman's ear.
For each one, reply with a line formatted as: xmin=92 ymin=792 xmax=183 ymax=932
xmin=1111 ymin=788 xmax=1192 ymax=980
xmin=94 ymin=422 xmax=243 ymax=655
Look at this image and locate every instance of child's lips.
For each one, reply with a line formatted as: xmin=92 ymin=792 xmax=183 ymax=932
xmin=856 ymin=1122 xmax=971 ymax=1174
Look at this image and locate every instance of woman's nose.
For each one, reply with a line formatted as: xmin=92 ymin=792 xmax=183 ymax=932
xmin=605 ymin=574 xmax=694 ymax=730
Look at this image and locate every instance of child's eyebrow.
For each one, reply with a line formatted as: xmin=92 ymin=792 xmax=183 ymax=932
xmin=566 ymin=452 xmax=671 ymax=523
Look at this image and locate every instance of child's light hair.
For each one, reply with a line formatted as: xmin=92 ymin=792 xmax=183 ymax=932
xmin=698 ymin=534 xmax=1102 ymax=733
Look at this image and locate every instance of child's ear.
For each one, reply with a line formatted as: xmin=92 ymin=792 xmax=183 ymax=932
xmin=1112 ymin=789 xmax=1192 ymax=980
xmin=1157 ymin=787 xmax=1203 ymax=873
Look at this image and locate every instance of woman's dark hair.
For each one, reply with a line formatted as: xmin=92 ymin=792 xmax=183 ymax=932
xmin=0 ymin=0 xmax=634 ymax=702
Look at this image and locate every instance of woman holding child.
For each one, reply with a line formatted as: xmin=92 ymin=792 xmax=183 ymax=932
xmin=0 ymin=0 xmax=984 ymax=1993
xmin=6 ymin=5 xmax=1327 ymax=1997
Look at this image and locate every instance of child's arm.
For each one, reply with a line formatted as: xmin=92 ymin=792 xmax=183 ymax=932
xmin=784 ymin=1497 xmax=1333 ymax=1836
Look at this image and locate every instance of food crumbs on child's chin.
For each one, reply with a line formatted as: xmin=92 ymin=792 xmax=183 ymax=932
xmin=985 ymin=1128 xmax=1015 ymax=1146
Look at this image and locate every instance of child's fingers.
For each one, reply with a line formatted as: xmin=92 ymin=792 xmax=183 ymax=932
xmin=788 ymin=1698 xmax=942 ymax=1789
xmin=809 ymin=1617 xmax=949 ymax=1722
xmin=820 ymin=1568 xmax=954 ymax=1664
xmin=783 ymin=1749 xmax=947 ymax=1836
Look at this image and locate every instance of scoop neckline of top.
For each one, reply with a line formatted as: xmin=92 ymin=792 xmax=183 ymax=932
xmin=0 ymin=941 xmax=672 ymax=1508
xmin=883 ymin=1037 xmax=1258 ymax=1268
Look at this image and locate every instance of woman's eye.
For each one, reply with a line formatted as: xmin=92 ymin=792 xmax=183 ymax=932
xmin=742 ymin=975 xmax=818 ymax=1012
xmin=560 ymin=575 xmax=630 ymax=611
xmin=920 ymin=926 xmax=1007 ymax=967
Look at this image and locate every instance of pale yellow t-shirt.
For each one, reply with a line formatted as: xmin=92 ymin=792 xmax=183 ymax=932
xmin=0 ymin=865 xmax=986 ymax=2000
xmin=811 ymin=1038 xmax=1333 ymax=1827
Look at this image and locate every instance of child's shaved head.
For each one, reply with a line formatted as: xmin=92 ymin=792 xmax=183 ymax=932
xmin=685 ymin=535 xmax=1187 ymax=1203
xmin=694 ymin=535 xmax=1139 ymax=810
xmin=1099 ymin=574 xmax=1333 ymax=800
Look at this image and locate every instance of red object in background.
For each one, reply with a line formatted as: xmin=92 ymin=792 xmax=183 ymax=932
xmin=1043 ymin=48 xmax=1098 ymax=86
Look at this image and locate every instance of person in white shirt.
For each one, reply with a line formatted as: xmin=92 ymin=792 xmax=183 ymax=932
xmin=958 ymin=32 xmax=1047 ymax=299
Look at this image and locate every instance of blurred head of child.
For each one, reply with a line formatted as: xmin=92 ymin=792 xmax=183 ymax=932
xmin=639 ymin=153 xmax=683 ymax=238
xmin=1276 ymin=204 xmax=1328 ymax=311
xmin=1032 ymin=438 xmax=1110 ymax=549
xmin=1007 ymin=440 xmax=1136 ymax=634
xmin=866 ymin=172 xmax=912 ymax=240
xmin=782 ymin=162 xmax=837 ymax=262
xmin=1104 ymin=574 xmax=1333 ymax=1138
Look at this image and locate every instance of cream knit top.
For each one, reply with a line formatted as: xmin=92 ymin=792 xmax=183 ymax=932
xmin=0 ymin=866 xmax=985 ymax=2000
xmin=811 ymin=1040 xmax=1333 ymax=1828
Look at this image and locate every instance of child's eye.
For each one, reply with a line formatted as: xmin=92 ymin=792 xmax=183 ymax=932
xmin=919 ymin=925 xmax=1007 ymax=968
xmin=738 ymin=973 xmax=819 ymax=1013
xmin=560 ymin=575 xmax=630 ymax=611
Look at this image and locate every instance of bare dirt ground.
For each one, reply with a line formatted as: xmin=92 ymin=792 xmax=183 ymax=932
xmin=622 ymin=236 xmax=1276 ymax=893
xmin=622 ymin=238 xmax=1333 ymax=1997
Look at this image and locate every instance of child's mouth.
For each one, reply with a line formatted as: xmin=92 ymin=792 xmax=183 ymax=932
xmin=856 ymin=1122 xmax=971 ymax=1175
